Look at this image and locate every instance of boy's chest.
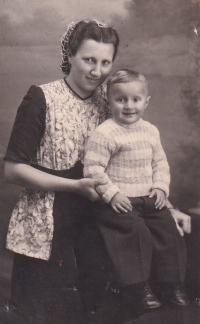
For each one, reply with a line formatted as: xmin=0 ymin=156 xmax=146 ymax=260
xmin=116 ymin=131 xmax=156 ymax=157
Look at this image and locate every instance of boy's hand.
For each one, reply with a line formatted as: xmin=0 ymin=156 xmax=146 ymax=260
xmin=110 ymin=192 xmax=132 ymax=214
xmin=149 ymin=189 xmax=166 ymax=209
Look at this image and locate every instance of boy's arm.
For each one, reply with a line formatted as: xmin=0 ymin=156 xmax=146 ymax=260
xmin=151 ymin=128 xmax=170 ymax=197
xmin=84 ymin=131 xmax=120 ymax=203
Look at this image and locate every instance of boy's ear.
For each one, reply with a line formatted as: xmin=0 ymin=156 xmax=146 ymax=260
xmin=145 ymin=96 xmax=151 ymax=109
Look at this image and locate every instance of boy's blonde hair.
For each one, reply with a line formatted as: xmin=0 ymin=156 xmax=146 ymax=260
xmin=107 ymin=69 xmax=148 ymax=95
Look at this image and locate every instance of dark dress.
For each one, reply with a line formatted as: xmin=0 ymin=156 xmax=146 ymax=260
xmin=4 ymin=80 xmax=110 ymax=323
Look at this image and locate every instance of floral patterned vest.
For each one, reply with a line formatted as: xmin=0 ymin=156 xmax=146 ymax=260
xmin=6 ymin=79 xmax=108 ymax=260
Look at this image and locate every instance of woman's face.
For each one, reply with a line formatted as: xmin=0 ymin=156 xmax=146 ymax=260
xmin=67 ymin=39 xmax=115 ymax=98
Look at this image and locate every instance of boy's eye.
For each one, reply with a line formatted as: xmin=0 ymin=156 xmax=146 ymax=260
xmin=117 ymin=98 xmax=125 ymax=103
xmin=133 ymin=97 xmax=140 ymax=102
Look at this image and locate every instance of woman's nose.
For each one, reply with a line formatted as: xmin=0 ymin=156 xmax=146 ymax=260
xmin=90 ymin=64 xmax=101 ymax=77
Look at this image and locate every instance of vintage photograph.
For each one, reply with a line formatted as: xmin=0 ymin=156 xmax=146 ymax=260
xmin=0 ymin=0 xmax=200 ymax=323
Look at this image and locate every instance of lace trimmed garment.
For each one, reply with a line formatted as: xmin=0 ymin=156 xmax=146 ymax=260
xmin=5 ymin=78 xmax=108 ymax=260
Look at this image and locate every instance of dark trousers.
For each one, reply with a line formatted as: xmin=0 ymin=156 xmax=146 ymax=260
xmin=93 ymin=196 xmax=187 ymax=288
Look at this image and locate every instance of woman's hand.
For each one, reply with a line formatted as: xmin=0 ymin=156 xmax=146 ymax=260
xmin=76 ymin=178 xmax=106 ymax=202
xmin=149 ymin=188 xmax=166 ymax=209
xmin=169 ymin=208 xmax=191 ymax=236
xmin=110 ymin=192 xmax=132 ymax=214
xmin=4 ymin=161 xmax=105 ymax=201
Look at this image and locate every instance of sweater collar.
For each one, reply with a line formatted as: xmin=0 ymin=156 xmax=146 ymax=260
xmin=112 ymin=117 xmax=143 ymax=129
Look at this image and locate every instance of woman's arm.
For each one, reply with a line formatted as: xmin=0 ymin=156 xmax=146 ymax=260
xmin=4 ymin=86 xmax=106 ymax=201
xmin=166 ymin=199 xmax=191 ymax=236
xmin=4 ymin=160 xmax=104 ymax=201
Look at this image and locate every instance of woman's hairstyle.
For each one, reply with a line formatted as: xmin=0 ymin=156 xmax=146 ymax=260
xmin=60 ymin=19 xmax=119 ymax=75
xmin=107 ymin=69 xmax=148 ymax=95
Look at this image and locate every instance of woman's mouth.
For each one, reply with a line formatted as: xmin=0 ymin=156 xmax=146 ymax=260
xmin=87 ymin=77 xmax=100 ymax=83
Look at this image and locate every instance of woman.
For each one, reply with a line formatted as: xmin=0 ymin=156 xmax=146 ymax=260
xmin=4 ymin=19 xmax=119 ymax=324
xmin=4 ymin=19 xmax=191 ymax=323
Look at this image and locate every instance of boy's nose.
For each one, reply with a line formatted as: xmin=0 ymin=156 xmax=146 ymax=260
xmin=125 ymin=100 xmax=134 ymax=109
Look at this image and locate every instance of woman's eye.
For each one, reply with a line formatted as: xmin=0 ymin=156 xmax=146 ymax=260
xmin=117 ymin=98 xmax=124 ymax=103
xmin=84 ymin=58 xmax=94 ymax=63
xmin=102 ymin=60 xmax=110 ymax=66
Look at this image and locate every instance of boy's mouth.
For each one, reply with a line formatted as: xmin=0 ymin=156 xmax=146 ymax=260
xmin=123 ymin=112 xmax=136 ymax=115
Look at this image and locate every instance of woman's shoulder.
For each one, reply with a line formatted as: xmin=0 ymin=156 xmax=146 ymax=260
xmin=39 ymin=78 xmax=65 ymax=91
xmin=25 ymin=85 xmax=46 ymax=103
xmin=38 ymin=79 xmax=74 ymax=105
xmin=15 ymin=85 xmax=46 ymax=111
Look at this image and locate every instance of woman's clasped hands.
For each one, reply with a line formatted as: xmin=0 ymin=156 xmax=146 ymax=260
xmin=77 ymin=178 xmax=107 ymax=202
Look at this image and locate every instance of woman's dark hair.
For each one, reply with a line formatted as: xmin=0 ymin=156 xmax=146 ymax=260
xmin=61 ymin=20 xmax=119 ymax=75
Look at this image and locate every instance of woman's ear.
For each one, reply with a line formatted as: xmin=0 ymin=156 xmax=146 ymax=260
xmin=68 ymin=51 xmax=73 ymax=64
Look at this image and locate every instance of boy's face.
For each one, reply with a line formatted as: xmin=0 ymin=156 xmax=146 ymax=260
xmin=108 ymin=80 xmax=150 ymax=125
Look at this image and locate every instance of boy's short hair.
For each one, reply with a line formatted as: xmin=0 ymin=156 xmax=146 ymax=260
xmin=107 ymin=69 xmax=148 ymax=95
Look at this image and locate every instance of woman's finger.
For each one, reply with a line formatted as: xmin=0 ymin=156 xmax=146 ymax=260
xmin=92 ymin=193 xmax=103 ymax=202
xmin=86 ymin=188 xmax=102 ymax=202
xmin=174 ymin=219 xmax=184 ymax=236
xmin=181 ymin=216 xmax=191 ymax=234
xmin=93 ymin=178 xmax=107 ymax=187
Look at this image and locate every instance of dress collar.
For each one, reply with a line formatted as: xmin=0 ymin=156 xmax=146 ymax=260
xmin=64 ymin=78 xmax=94 ymax=101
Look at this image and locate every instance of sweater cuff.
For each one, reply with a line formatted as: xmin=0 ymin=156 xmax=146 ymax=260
xmin=152 ymin=182 xmax=169 ymax=198
xmin=102 ymin=185 xmax=120 ymax=203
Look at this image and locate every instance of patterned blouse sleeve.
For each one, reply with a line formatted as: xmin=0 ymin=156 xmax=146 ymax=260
xmin=4 ymin=85 xmax=46 ymax=164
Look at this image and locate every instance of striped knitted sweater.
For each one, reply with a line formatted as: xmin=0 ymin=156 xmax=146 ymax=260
xmin=84 ymin=118 xmax=170 ymax=203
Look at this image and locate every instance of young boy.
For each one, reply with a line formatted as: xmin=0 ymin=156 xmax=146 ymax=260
xmin=84 ymin=69 xmax=189 ymax=311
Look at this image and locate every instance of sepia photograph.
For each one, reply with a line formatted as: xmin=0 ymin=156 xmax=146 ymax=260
xmin=0 ymin=0 xmax=200 ymax=323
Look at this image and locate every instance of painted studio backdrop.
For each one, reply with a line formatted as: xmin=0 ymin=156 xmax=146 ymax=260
xmin=0 ymin=0 xmax=200 ymax=304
